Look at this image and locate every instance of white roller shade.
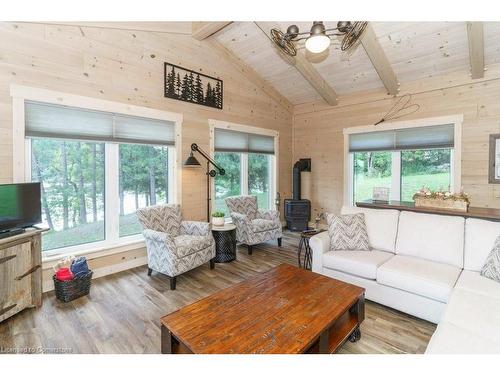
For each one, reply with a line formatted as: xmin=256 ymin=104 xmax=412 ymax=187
xmin=349 ymin=124 xmax=454 ymax=152
xmin=214 ymin=128 xmax=275 ymax=154
xmin=25 ymin=101 xmax=176 ymax=146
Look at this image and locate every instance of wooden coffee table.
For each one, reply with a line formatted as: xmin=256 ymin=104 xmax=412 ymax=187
xmin=160 ymin=264 xmax=365 ymax=354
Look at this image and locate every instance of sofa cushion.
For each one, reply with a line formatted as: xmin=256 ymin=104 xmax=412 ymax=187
xmin=426 ymin=321 xmax=500 ymax=354
xmin=376 ymin=255 xmax=461 ymax=302
xmin=441 ymin=288 xmax=500 ymax=338
xmin=341 ymin=207 xmax=399 ymax=253
xmin=455 ymin=270 xmax=500 ymax=300
xmin=322 ymin=250 xmax=394 ymax=280
xmin=174 ymin=235 xmax=213 ymax=258
xmin=395 ymin=211 xmax=464 ymax=268
xmin=465 ymin=218 xmax=500 ymax=272
xmin=326 ymin=213 xmax=370 ymax=251
xmin=251 ymin=219 xmax=279 ymax=233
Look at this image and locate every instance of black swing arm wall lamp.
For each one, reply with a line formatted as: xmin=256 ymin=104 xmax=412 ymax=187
xmin=184 ymin=143 xmax=225 ymax=221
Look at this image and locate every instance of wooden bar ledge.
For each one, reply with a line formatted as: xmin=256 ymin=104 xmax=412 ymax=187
xmin=356 ymin=200 xmax=500 ymax=221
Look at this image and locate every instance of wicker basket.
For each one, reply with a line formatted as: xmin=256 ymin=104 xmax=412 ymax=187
xmin=53 ymin=271 xmax=93 ymax=302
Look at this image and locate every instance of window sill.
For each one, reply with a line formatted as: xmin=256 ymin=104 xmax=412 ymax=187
xmin=41 ymin=236 xmax=146 ymax=269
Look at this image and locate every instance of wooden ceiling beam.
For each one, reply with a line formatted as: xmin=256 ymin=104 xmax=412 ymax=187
xmin=192 ymin=22 xmax=232 ymax=40
xmin=206 ymin=39 xmax=293 ymax=113
xmin=467 ymin=22 xmax=485 ymax=79
xmin=254 ymin=21 xmax=338 ymax=106
xmin=360 ymin=23 xmax=400 ymax=96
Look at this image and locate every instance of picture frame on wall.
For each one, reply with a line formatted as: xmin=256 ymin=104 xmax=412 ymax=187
xmin=488 ymin=133 xmax=500 ymax=183
xmin=164 ymin=62 xmax=223 ymax=110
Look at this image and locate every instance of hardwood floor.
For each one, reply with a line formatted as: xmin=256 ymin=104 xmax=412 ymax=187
xmin=0 ymin=232 xmax=436 ymax=354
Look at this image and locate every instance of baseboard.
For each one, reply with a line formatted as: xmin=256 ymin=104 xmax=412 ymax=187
xmin=91 ymin=255 xmax=148 ymax=280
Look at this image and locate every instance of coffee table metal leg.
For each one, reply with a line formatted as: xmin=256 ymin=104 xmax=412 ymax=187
xmin=348 ymin=326 xmax=361 ymax=342
xmin=347 ymin=294 xmax=365 ymax=344
xmin=161 ymin=325 xmax=172 ymax=354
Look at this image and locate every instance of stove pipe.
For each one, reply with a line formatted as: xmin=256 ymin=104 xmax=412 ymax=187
xmin=292 ymin=159 xmax=311 ymax=200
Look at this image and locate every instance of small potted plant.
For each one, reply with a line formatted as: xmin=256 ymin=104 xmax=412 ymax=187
xmin=211 ymin=211 xmax=225 ymax=226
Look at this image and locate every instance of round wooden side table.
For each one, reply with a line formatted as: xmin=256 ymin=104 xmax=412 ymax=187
xmin=211 ymin=223 xmax=237 ymax=263
xmin=298 ymin=229 xmax=326 ymax=270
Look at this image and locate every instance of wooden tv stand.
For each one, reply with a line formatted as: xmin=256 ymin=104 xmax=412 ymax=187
xmin=0 ymin=228 xmax=46 ymax=323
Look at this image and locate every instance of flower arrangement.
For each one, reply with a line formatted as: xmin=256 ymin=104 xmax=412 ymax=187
xmin=413 ymin=187 xmax=470 ymax=212
xmin=313 ymin=208 xmax=325 ymax=230
xmin=412 ymin=187 xmax=470 ymax=202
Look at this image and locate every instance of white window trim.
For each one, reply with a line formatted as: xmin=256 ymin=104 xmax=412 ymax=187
xmin=11 ymin=84 xmax=183 ymax=260
xmin=208 ymin=119 xmax=279 ymax=217
xmin=343 ymin=114 xmax=463 ymax=207
xmin=390 ymin=152 xmax=401 ymax=201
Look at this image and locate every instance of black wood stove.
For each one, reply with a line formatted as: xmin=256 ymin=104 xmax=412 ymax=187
xmin=284 ymin=159 xmax=311 ymax=231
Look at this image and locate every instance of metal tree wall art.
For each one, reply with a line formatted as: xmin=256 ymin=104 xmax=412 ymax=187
xmin=164 ymin=63 xmax=223 ymax=109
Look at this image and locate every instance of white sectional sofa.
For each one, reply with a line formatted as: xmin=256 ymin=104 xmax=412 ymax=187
xmin=310 ymin=207 xmax=500 ymax=354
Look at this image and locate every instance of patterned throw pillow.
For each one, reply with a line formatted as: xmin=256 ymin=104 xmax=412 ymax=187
xmin=480 ymin=235 xmax=500 ymax=283
xmin=326 ymin=213 xmax=370 ymax=251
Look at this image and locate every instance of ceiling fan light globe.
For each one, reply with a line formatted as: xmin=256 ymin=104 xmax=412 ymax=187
xmin=305 ymin=35 xmax=330 ymax=54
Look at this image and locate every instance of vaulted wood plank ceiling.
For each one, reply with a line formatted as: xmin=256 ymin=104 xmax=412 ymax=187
xmin=42 ymin=21 xmax=500 ymax=107
xmin=372 ymin=22 xmax=469 ymax=82
xmin=215 ymin=22 xmax=322 ymax=104
xmin=213 ymin=21 xmax=500 ymax=106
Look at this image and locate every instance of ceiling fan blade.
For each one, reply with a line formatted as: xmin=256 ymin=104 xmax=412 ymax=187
xmin=270 ymin=28 xmax=297 ymax=56
xmin=341 ymin=21 xmax=368 ymax=51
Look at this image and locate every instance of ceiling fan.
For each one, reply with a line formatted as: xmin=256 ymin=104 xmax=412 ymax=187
xmin=270 ymin=21 xmax=368 ymax=57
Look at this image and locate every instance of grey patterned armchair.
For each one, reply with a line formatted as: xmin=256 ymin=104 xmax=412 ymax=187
xmin=136 ymin=204 xmax=215 ymax=290
xmin=225 ymin=195 xmax=282 ymax=255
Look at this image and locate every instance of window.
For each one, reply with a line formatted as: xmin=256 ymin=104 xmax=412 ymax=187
xmin=119 ymin=144 xmax=170 ymax=237
xmin=213 ymin=126 xmax=277 ymax=218
xmin=248 ymin=153 xmax=272 ymax=210
xmin=353 ymin=151 xmax=392 ymax=203
xmin=401 ymin=149 xmax=451 ymax=201
xmin=352 ymin=149 xmax=451 ymax=203
xmin=24 ymin=100 xmax=177 ymax=253
xmin=347 ymin=122 xmax=459 ymax=205
xmin=31 ymin=139 xmax=105 ymax=251
xmin=214 ymin=152 xmax=241 ymax=217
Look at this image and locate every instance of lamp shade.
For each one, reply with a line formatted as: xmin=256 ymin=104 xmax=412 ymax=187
xmin=184 ymin=152 xmax=201 ymax=167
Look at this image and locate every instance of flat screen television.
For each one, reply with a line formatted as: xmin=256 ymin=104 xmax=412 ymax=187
xmin=0 ymin=182 xmax=42 ymax=233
